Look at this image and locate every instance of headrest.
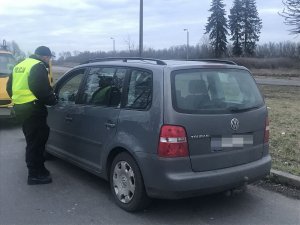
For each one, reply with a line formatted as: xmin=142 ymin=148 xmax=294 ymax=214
xmin=189 ymin=80 xmax=207 ymax=94
xmin=99 ymin=76 xmax=113 ymax=87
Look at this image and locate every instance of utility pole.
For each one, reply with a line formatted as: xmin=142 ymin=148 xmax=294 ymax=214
xmin=139 ymin=0 xmax=143 ymax=57
xmin=184 ymin=29 xmax=189 ymax=60
xmin=110 ymin=37 xmax=115 ymax=52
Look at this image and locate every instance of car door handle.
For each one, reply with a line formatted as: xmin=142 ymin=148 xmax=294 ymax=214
xmin=105 ymin=122 xmax=116 ymax=128
xmin=65 ymin=116 xmax=73 ymax=122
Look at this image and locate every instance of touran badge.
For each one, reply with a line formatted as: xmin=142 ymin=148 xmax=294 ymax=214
xmin=231 ymin=118 xmax=239 ymax=131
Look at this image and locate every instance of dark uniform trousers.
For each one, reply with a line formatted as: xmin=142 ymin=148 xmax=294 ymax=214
xmin=14 ymin=101 xmax=49 ymax=176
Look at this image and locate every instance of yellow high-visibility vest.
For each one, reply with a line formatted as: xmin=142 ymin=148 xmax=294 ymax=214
xmin=12 ymin=58 xmax=43 ymax=104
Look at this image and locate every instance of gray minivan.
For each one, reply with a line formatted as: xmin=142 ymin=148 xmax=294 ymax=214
xmin=46 ymin=58 xmax=271 ymax=211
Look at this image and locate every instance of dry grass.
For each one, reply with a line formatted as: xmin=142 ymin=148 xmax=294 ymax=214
xmin=259 ymin=85 xmax=300 ymax=176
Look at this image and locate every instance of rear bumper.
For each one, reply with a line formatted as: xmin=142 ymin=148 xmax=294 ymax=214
xmin=0 ymin=106 xmax=15 ymax=118
xmin=136 ymin=153 xmax=271 ymax=199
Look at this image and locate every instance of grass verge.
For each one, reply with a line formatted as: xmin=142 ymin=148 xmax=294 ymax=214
xmin=259 ymin=85 xmax=300 ymax=176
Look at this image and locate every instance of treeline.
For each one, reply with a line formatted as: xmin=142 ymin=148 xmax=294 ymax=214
xmin=54 ymin=41 xmax=300 ymax=66
xmin=256 ymin=42 xmax=300 ymax=58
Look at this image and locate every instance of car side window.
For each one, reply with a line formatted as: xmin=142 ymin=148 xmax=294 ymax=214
xmin=82 ymin=67 xmax=126 ymax=107
xmin=57 ymin=69 xmax=85 ymax=103
xmin=125 ymin=70 xmax=152 ymax=110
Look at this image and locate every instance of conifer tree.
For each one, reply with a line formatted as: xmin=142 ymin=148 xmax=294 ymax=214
xmin=229 ymin=0 xmax=243 ymax=56
xmin=205 ymin=0 xmax=229 ymax=58
xmin=241 ymin=0 xmax=262 ymax=56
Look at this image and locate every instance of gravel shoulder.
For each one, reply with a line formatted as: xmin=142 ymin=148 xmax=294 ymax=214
xmin=254 ymin=173 xmax=300 ymax=200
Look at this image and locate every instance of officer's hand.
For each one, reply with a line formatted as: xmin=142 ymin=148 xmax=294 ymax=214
xmin=45 ymin=93 xmax=58 ymax=106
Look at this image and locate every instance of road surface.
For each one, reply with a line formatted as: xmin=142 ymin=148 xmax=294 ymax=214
xmin=0 ymin=121 xmax=299 ymax=225
xmin=255 ymin=77 xmax=300 ymax=86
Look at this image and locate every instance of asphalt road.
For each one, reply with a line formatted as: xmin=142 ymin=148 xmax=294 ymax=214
xmin=255 ymin=77 xmax=300 ymax=86
xmin=0 ymin=120 xmax=299 ymax=225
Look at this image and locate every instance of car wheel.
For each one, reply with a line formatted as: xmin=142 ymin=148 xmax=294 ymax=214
xmin=110 ymin=152 xmax=150 ymax=212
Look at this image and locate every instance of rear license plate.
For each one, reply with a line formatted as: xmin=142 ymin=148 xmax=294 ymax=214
xmin=211 ymin=135 xmax=253 ymax=151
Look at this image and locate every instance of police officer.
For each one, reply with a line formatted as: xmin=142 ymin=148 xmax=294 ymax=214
xmin=6 ymin=46 xmax=58 ymax=185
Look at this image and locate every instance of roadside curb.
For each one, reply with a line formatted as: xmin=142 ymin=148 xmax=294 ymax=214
xmin=270 ymin=169 xmax=300 ymax=189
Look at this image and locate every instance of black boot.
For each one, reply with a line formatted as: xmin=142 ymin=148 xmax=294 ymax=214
xmin=27 ymin=168 xmax=52 ymax=185
xmin=39 ymin=164 xmax=50 ymax=176
xmin=27 ymin=175 xmax=52 ymax=185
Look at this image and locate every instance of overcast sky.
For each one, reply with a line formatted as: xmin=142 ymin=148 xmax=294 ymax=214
xmin=0 ymin=0 xmax=298 ymax=55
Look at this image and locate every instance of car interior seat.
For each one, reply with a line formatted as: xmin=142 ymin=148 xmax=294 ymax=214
xmin=108 ymin=86 xmax=121 ymax=107
xmin=185 ymin=79 xmax=210 ymax=109
xmin=90 ymin=76 xmax=117 ymax=105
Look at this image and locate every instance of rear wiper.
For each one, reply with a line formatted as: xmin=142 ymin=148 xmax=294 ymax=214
xmin=227 ymin=106 xmax=259 ymax=113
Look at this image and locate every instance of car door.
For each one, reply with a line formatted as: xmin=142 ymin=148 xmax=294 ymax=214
xmin=47 ymin=68 xmax=87 ymax=164
xmin=69 ymin=66 xmax=126 ymax=171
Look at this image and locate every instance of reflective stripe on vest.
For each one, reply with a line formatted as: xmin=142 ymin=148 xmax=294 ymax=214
xmin=12 ymin=58 xmax=42 ymax=104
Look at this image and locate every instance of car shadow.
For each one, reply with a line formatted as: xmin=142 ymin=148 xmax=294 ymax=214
xmin=47 ymin=155 xmax=255 ymax=222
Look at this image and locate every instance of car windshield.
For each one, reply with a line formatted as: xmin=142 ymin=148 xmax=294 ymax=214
xmin=172 ymin=68 xmax=264 ymax=114
xmin=0 ymin=53 xmax=16 ymax=76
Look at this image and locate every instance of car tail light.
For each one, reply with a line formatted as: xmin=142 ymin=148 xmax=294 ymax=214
xmin=158 ymin=125 xmax=189 ymax=157
xmin=264 ymin=117 xmax=269 ymax=143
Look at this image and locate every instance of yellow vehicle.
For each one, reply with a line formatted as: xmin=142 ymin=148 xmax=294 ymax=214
xmin=0 ymin=40 xmax=16 ymax=118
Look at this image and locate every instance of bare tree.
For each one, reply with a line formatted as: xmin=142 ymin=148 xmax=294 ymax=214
xmin=280 ymin=0 xmax=300 ymax=34
xmin=124 ymin=35 xmax=136 ymax=53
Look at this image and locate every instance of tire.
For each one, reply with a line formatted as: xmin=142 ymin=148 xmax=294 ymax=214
xmin=110 ymin=152 xmax=151 ymax=212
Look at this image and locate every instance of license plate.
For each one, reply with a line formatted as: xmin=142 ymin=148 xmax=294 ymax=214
xmin=211 ymin=135 xmax=253 ymax=151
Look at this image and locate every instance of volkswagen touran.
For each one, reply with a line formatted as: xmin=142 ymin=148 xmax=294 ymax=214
xmin=46 ymin=58 xmax=271 ymax=211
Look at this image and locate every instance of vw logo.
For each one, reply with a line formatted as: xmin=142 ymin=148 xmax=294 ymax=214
xmin=231 ymin=118 xmax=239 ymax=131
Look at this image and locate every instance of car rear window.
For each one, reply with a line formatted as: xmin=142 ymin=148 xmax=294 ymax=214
xmin=171 ymin=68 xmax=264 ymax=114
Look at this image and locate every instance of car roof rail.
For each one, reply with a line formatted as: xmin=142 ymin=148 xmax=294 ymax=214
xmin=83 ymin=57 xmax=167 ymax=65
xmin=191 ymin=59 xmax=237 ymax=65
